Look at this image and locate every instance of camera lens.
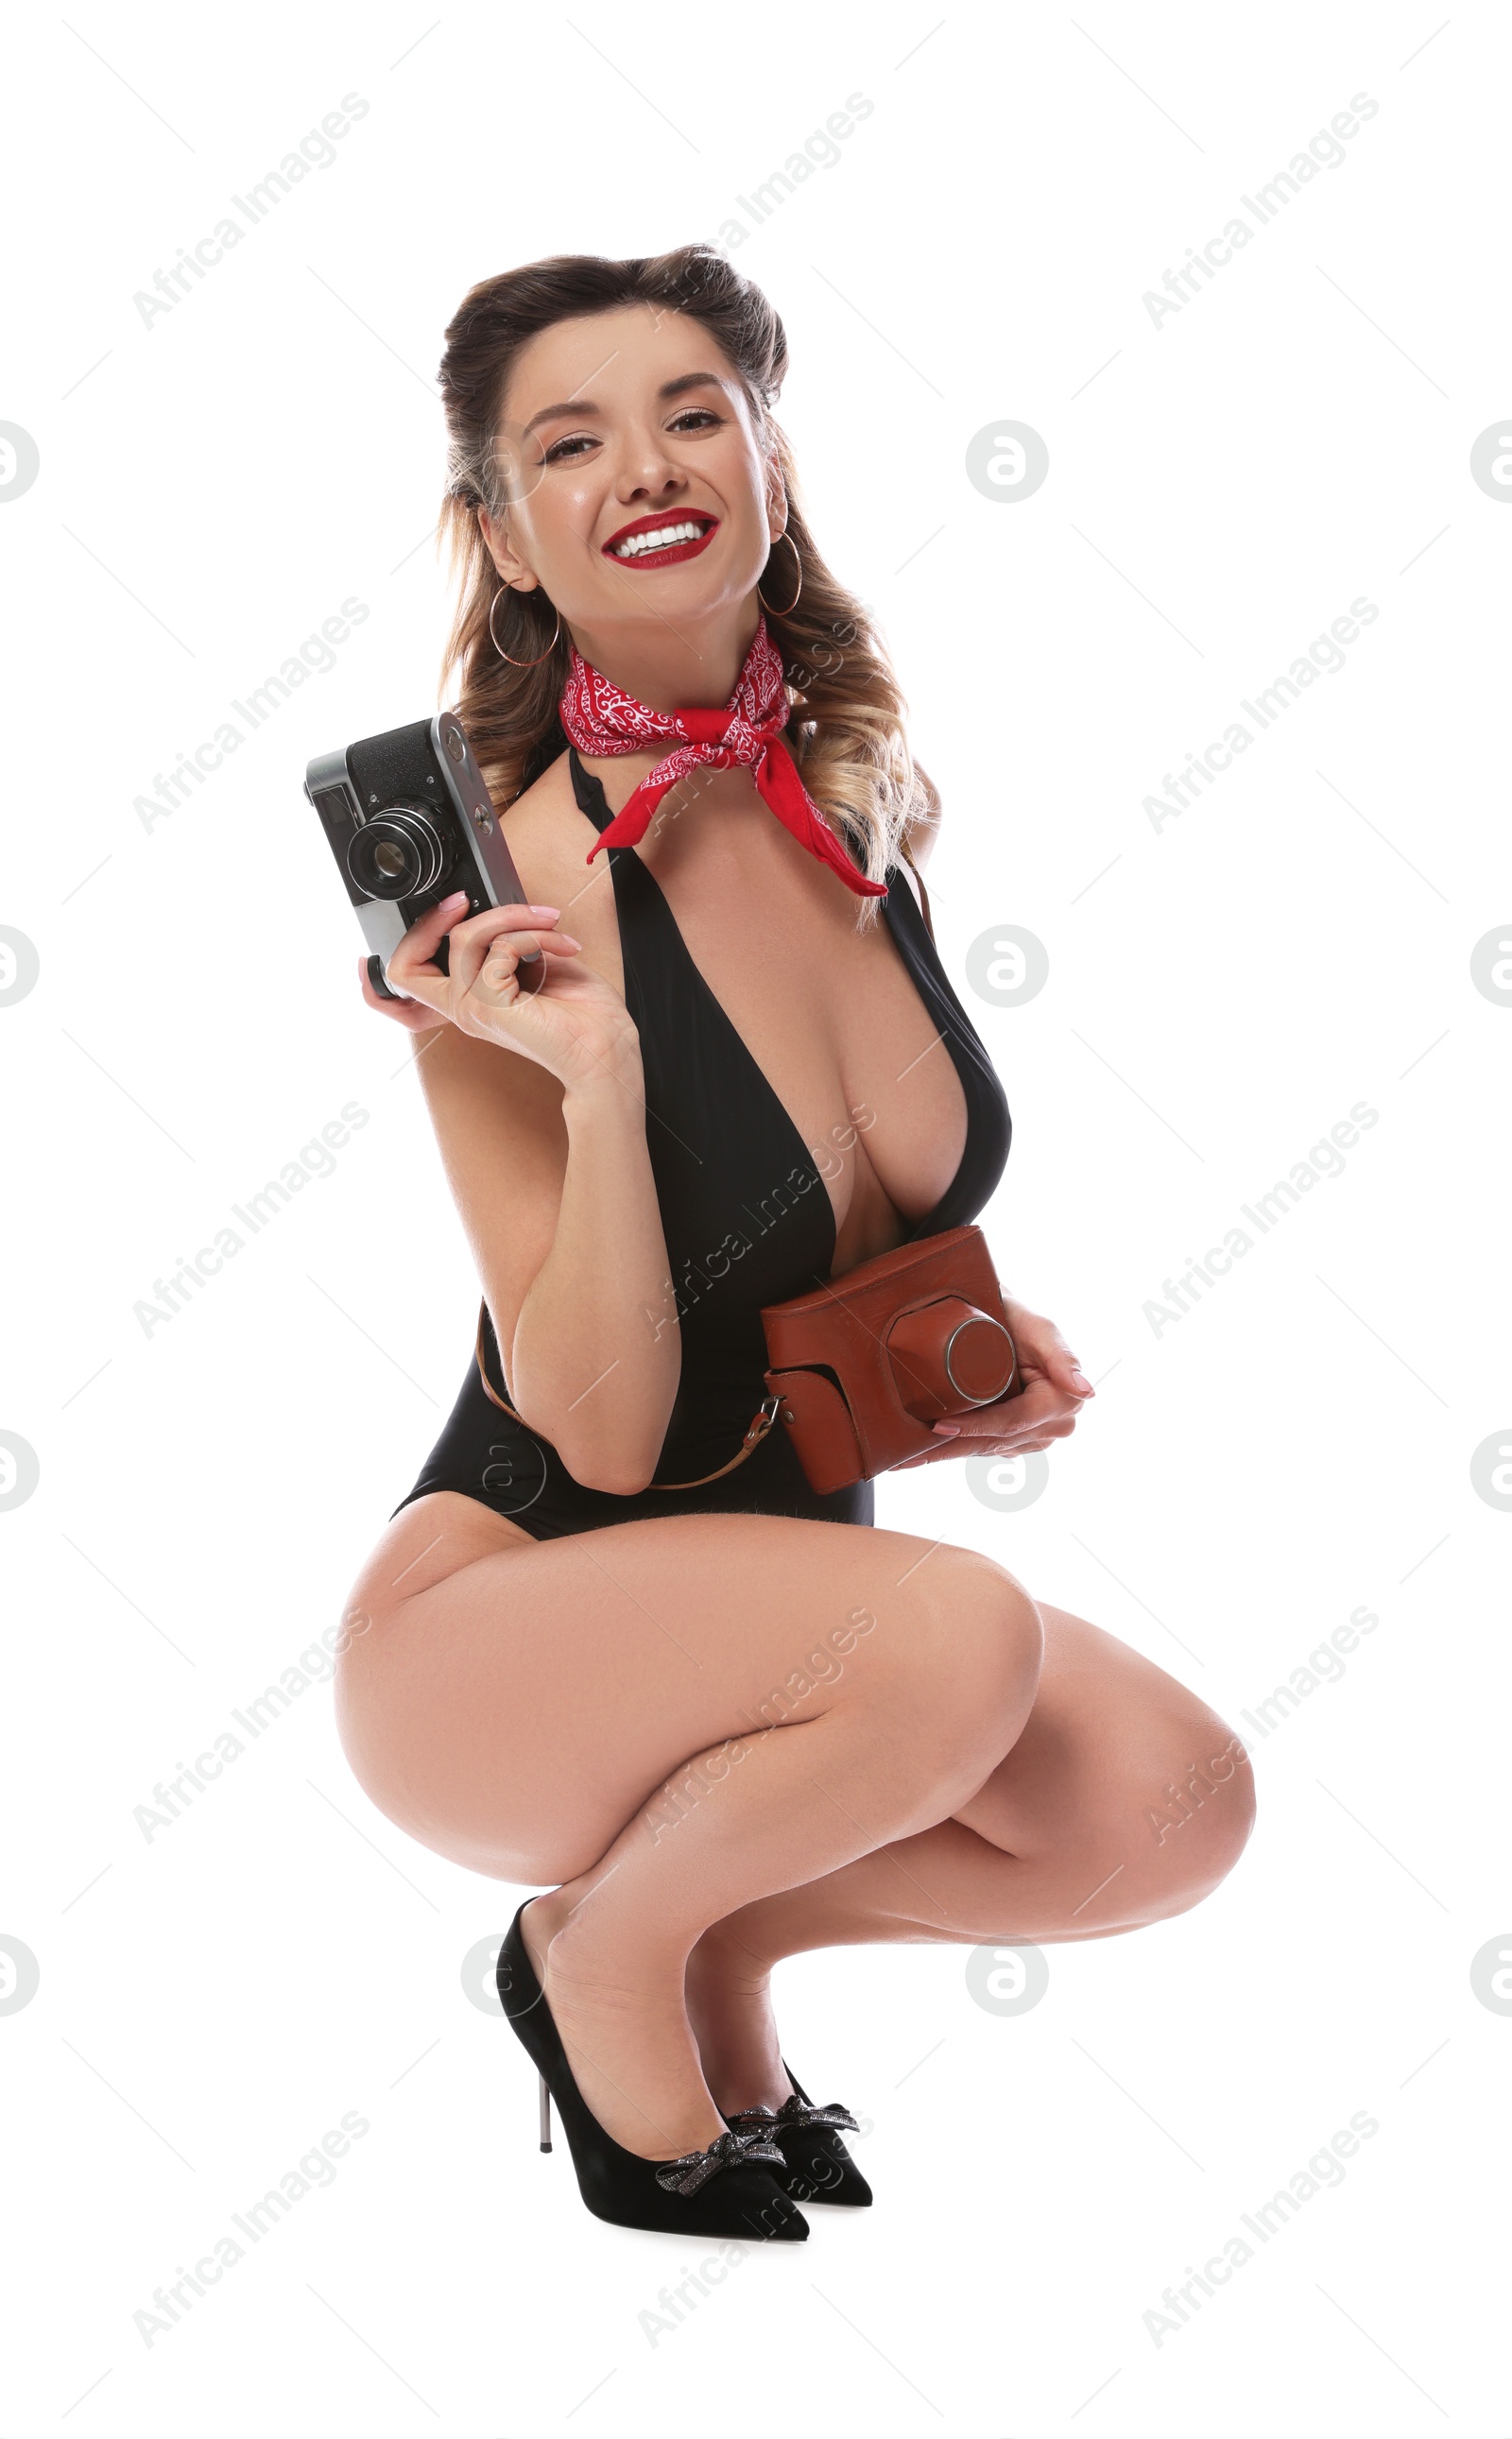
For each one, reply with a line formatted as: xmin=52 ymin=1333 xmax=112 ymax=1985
xmin=346 ymin=805 xmax=451 ymax=901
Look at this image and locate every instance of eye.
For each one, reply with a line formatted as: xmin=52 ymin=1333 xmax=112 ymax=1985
xmin=670 ymin=408 xmax=721 ymax=433
xmin=543 ymin=433 xmax=597 ymax=464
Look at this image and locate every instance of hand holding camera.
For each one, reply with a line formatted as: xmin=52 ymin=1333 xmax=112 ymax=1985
xmin=893 ymin=1295 xmax=1094 ymax=1469
xmin=309 ymin=711 xmax=641 ymax=1091
xmin=384 ymin=891 xmax=623 ymax=1078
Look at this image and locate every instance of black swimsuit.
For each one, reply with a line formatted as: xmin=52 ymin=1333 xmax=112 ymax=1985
xmin=390 ymin=748 xmax=1012 ymax=1541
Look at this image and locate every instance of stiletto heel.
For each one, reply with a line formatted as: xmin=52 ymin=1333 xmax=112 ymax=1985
xmin=729 ymin=2064 xmax=872 ymax=2207
xmin=498 ymin=1905 xmax=809 ymax=2241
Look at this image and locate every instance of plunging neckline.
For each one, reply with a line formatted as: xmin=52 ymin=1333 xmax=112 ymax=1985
xmin=568 ymin=748 xmax=973 ymax=1264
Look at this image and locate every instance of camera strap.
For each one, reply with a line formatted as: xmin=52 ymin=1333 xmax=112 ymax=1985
xmin=472 ymin=1301 xmax=781 ymax=1488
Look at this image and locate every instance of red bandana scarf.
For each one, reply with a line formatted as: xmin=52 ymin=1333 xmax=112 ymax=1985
xmin=558 ymin=612 xmax=886 ymax=899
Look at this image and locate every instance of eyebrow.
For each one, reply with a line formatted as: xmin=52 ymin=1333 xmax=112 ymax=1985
xmin=520 ymin=371 xmax=733 ymax=441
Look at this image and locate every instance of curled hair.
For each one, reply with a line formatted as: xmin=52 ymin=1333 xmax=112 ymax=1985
xmin=436 ymin=244 xmax=936 ymax=918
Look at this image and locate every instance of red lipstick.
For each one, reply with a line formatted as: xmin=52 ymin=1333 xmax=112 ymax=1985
xmin=601 ymin=510 xmax=719 ymax=571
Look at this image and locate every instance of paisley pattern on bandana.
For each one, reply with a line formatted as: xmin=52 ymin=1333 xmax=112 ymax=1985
xmin=558 ymin=612 xmax=886 ymax=899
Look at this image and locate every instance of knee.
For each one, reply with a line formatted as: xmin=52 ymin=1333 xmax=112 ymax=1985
xmin=899 ymin=1550 xmax=1044 ymax=1786
xmin=1140 ymin=1715 xmax=1256 ymax=1913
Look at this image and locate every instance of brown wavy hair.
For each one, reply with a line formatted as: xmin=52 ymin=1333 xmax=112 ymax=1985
xmin=435 ymin=244 xmax=936 ymax=921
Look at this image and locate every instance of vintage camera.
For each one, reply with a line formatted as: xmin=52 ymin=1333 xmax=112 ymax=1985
xmin=305 ymin=713 xmax=542 ymax=999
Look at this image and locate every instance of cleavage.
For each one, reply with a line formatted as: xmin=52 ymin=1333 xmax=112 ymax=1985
xmin=638 ymin=819 xmax=968 ymax=1260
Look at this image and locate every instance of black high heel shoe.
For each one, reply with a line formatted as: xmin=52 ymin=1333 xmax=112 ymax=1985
xmin=728 ymin=2066 xmax=872 ymax=2207
xmin=497 ymin=1905 xmax=809 ymax=2241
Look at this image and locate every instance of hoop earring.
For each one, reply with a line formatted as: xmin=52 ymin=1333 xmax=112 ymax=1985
xmin=756 ymin=528 xmax=802 ymax=618
xmin=489 ymin=586 xmax=562 ymax=667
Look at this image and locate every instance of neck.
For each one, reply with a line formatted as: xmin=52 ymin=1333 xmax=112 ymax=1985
xmin=563 ymin=595 xmax=763 ymax=711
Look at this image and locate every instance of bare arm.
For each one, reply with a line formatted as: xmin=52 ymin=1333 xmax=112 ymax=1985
xmin=380 ymin=894 xmax=680 ymax=1493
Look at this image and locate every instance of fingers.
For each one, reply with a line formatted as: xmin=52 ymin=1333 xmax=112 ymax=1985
xmin=464 ymin=923 xmax=581 ymax=1004
xmin=1004 ymin=1300 xmax=1095 ymax=1401
xmin=443 ymin=901 xmax=578 ymax=1000
xmin=896 ymin=1428 xmax=1057 ymax=1469
xmin=932 ymin=1383 xmax=1080 ymax=1444
xmin=965 ymin=1379 xmax=1062 ymax=1434
xmin=356 ymin=953 xmax=445 ymax=1030
xmin=384 ymin=893 xmax=580 ymax=1010
xmin=384 ymin=891 xmax=471 ymax=996
xmin=931 ymin=1423 xmax=1073 ymax=1452
xmin=351 ymin=885 xmax=607 ymax=1065
xmin=1033 ymin=1334 xmax=1094 ymax=1398
xmin=1051 ymin=1348 xmax=1096 ymax=1398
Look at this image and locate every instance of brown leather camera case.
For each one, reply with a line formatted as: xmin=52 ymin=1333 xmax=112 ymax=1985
xmin=761 ymin=1224 xmax=1019 ymax=1495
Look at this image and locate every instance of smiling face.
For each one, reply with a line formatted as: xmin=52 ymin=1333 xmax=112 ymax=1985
xmin=479 ymin=304 xmax=783 ymax=685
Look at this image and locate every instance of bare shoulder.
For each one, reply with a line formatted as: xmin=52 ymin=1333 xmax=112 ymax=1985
xmin=489 ymin=746 xmax=623 ymax=977
xmin=489 ymin=749 xmax=587 ymax=900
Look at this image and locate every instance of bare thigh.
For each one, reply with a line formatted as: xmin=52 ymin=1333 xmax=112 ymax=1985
xmin=334 ymin=1491 xmax=1038 ymax=1883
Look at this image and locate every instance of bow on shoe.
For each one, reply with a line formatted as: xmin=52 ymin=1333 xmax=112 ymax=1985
xmin=729 ymin=2096 xmax=860 ymax=2137
xmin=653 ymin=2126 xmax=786 ymax=2196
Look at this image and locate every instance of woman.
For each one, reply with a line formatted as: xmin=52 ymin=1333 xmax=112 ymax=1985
xmin=334 ymin=246 xmax=1255 ymax=2242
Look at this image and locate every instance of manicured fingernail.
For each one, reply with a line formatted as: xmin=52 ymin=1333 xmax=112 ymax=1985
xmin=1070 ymin=1368 xmax=1094 ymax=1394
xmin=442 ymin=890 xmax=468 ymax=906
xmin=932 ymin=1421 xmax=960 ymax=1438
xmin=527 ymin=903 xmax=560 ymax=916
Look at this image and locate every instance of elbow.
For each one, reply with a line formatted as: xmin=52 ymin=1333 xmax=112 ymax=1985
xmin=507 ymin=1370 xmax=672 ymax=1496
xmin=568 ymin=1458 xmax=660 ymax=1497
xmin=535 ymin=1417 xmax=664 ymax=1498
xmin=559 ymin=1437 xmax=663 ymax=1497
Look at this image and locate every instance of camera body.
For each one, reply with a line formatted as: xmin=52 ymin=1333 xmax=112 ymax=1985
xmin=305 ymin=713 xmax=540 ymax=998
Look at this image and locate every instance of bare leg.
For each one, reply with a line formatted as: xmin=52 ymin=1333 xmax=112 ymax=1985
xmin=336 ymin=1496 xmax=1043 ymax=2162
xmin=685 ymin=1605 xmax=1256 ymax=2109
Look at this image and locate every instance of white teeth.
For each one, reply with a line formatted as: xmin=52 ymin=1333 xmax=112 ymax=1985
xmin=610 ymin=521 xmax=707 ymax=558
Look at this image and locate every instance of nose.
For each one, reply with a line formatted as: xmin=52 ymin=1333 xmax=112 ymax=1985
xmin=612 ymin=424 xmax=687 ymax=507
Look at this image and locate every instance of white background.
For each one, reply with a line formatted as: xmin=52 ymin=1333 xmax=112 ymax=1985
xmin=3 ymin=1 xmax=1508 ymax=2429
